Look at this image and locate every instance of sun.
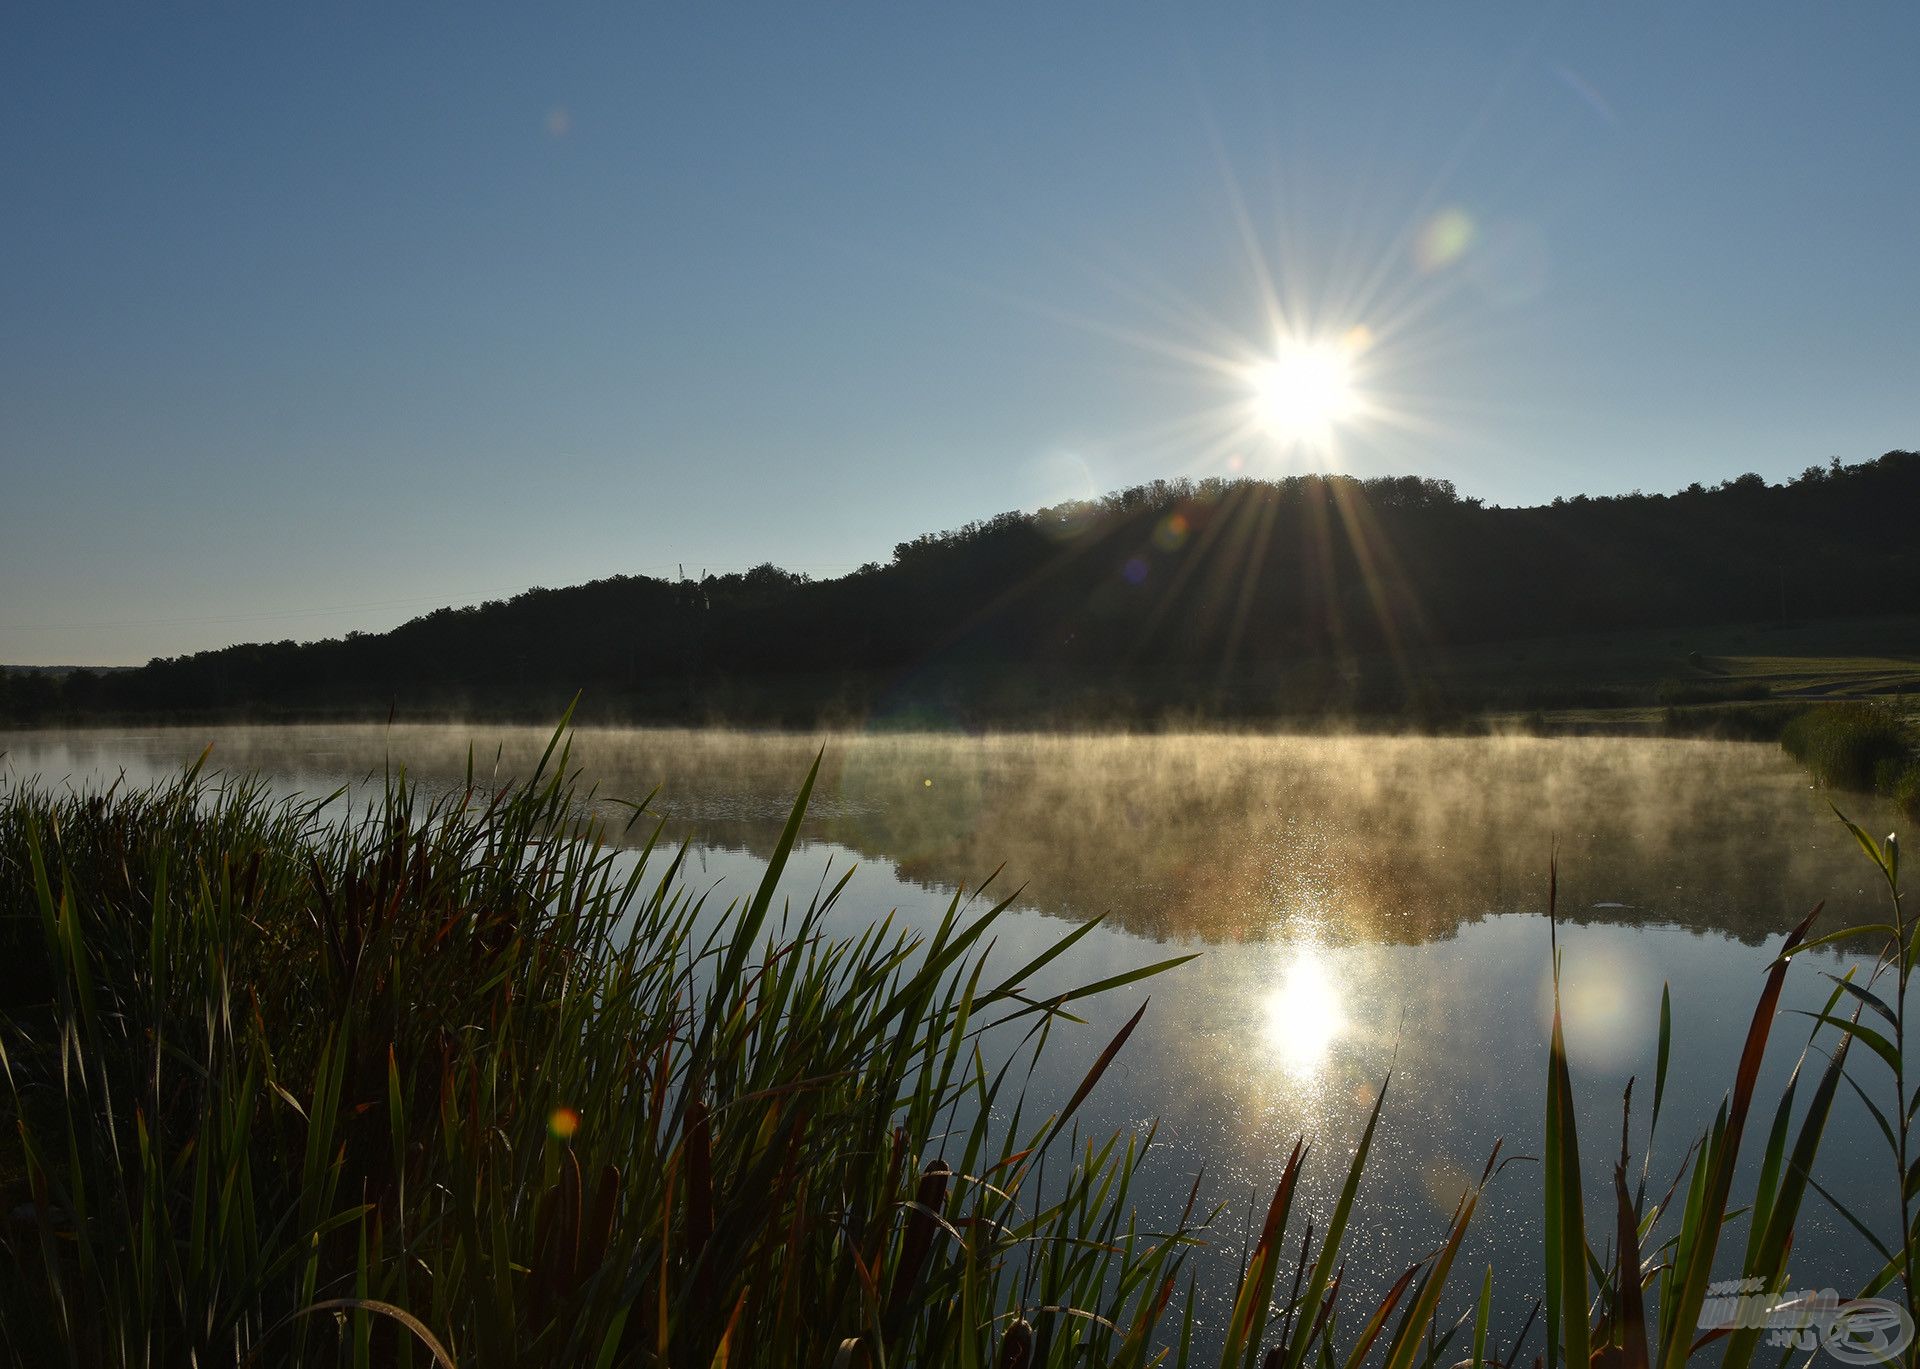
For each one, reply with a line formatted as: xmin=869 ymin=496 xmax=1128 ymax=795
xmin=1246 ymin=339 xmax=1361 ymax=443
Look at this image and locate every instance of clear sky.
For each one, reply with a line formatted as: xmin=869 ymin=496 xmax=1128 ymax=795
xmin=4 ymin=3 xmax=1916 ymax=666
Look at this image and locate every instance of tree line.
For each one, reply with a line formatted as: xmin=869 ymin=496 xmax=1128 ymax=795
xmin=5 ymin=452 xmax=1916 ymax=727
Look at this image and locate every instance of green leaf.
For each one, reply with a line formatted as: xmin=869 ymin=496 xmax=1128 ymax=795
xmin=1277 ymin=1076 xmax=1391 ymax=1369
xmin=1794 ymin=1012 xmax=1901 ymax=1074
xmin=1820 ymin=974 xmax=1898 ymax=1029
xmin=1471 ymin=1266 xmax=1493 ymax=1369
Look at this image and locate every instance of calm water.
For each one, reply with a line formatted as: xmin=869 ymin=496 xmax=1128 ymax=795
xmin=2 ymin=725 xmax=1907 ymax=1343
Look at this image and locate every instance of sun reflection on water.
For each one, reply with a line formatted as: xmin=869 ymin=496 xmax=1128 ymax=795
xmin=1261 ymin=946 xmax=1347 ymax=1078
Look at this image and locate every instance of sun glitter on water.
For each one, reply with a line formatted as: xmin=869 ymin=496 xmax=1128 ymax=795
xmin=1261 ymin=947 xmax=1347 ymax=1078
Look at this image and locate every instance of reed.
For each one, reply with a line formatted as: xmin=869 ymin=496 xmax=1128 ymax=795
xmin=0 ymin=719 xmax=1910 ymax=1367
xmin=0 ymin=725 xmax=1204 ymax=1367
xmin=1781 ymin=702 xmax=1918 ymax=814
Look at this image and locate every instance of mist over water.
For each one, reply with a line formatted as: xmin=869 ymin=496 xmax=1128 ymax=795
xmin=1 ymin=725 xmax=1902 ymax=1335
xmin=5 ymin=724 xmax=1897 ymax=940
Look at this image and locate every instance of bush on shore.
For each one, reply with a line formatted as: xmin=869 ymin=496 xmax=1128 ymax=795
xmin=1780 ymin=700 xmax=1920 ymax=817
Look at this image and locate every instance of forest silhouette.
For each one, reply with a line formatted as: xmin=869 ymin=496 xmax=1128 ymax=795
xmin=6 ymin=450 xmax=1916 ymax=726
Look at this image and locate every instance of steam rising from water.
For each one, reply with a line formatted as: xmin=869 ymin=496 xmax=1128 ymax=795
xmin=5 ymin=724 xmax=1895 ymax=945
xmin=0 ymin=724 xmax=1898 ymax=1335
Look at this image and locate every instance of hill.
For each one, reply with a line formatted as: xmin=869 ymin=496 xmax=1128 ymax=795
xmin=6 ymin=451 xmax=1918 ymax=729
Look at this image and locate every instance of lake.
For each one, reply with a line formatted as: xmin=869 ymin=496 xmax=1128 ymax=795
xmin=1 ymin=724 xmax=1904 ymax=1345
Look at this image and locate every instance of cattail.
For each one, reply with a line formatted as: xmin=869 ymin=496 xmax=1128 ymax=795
xmin=883 ymin=1160 xmax=952 ymax=1341
xmin=997 ymin=1317 xmax=1033 ymax=1369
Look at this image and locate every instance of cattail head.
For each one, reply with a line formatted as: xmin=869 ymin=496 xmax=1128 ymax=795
xmin=997 ymin=1317 xmax=1033 ymax=1369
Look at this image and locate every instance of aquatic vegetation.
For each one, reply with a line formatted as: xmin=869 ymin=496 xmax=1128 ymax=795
xmin=0 ymin=728 xmax=1195 ymax=1367
xmin=0 ymin=721 xmax=1912 ymax=1366
xmin=1782 ymin=702 xmax=1920 ymax=818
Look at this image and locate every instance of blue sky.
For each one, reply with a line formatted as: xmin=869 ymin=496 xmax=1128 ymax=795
xmin=4 ymin=3 xmax=1916 ymax=665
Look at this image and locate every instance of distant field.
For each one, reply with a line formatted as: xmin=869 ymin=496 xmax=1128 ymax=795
xmin=1427 ymin=614 xmax=1920 ymax=730
xmin=1444 ymin=614 xmax=1920 ymax=687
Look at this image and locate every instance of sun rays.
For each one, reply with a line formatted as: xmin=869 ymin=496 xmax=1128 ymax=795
xmin=907 ymin=112 xmax=1512 ymax=707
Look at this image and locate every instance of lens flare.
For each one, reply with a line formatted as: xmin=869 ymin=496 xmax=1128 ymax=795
xmin=1415 ymin=208 xmax=1476 ymax=271
xmin=548 ymin=1106 xmax=581 ymax=1140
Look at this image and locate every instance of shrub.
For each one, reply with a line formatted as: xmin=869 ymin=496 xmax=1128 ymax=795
xmin=1779 ymin=701 xmax=1914 ymax=791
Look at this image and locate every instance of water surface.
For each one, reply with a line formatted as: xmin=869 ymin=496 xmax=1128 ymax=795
xmin=3 ymin=725 xmax=1905 ymax=1344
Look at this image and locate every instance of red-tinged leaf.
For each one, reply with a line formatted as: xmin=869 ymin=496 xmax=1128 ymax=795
xmin=1045 ymin=997 xmax=1150 ymax=1149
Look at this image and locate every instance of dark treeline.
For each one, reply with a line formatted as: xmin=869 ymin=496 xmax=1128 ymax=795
xmin=7 ymin=451 xmax=1917 ymax=727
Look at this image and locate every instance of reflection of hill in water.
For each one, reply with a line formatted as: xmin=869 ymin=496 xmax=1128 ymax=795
xmin=9 ymin=726 xmax=1902 ymax=946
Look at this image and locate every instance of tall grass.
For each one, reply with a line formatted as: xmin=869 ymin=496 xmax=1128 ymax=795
xmin=0 ymin=722 xmax=1912 ymax=1367
xmin=0 ymin=730 xmax=1210 ymax=1366
xmin=1781 ymin=702 xmax=1920 ymax=817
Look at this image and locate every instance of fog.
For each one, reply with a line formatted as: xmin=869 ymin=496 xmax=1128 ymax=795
xmin=2 ymin=723 xmax=1903 ymax=1336
xmin=3 ymin=724 xmax=1898 ymax=948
